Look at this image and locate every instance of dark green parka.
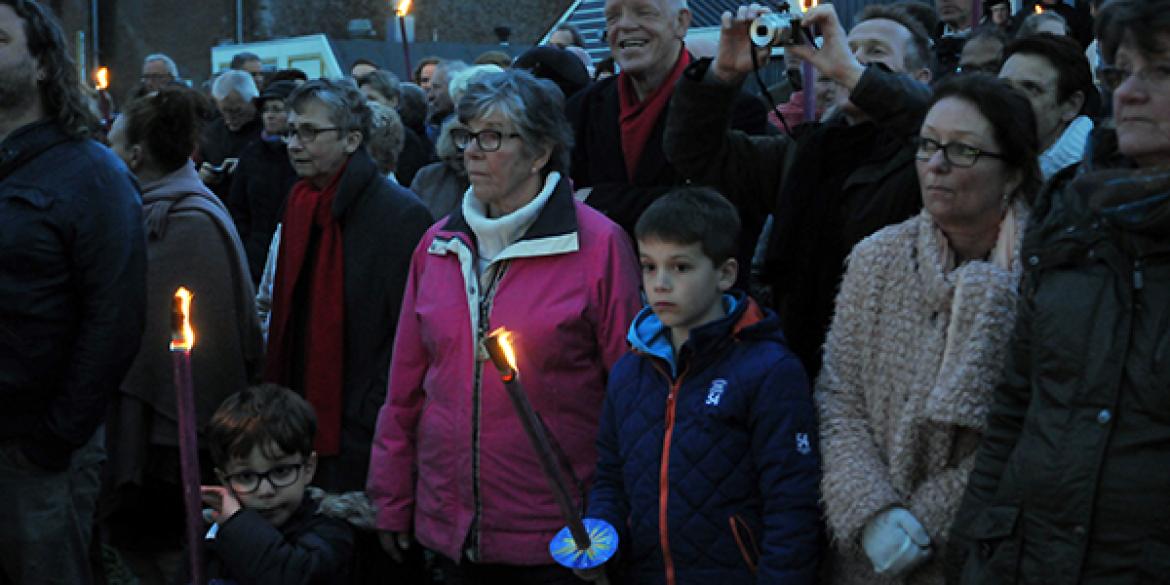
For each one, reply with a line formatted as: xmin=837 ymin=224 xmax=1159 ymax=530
xmin=950 ymin=130 xmax=1170 ymax=584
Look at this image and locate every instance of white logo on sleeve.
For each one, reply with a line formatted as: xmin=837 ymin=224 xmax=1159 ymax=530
xmin=796 ymin=433 xmax=812 ymax=455
xmin=705 ymin=379 xmax=728 ymax=406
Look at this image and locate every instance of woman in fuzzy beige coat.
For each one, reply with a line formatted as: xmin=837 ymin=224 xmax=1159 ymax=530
xmin=816 ymin=75 xmax=1043 ymax=585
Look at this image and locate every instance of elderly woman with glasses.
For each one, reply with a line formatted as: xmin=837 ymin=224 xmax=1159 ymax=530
xmin=815 ymin=73 xmax=1040 ymax=585
xmin=367 ymin=69 xmax=641 ymax=585
xmin=950 ymin=1 xmax=1170 ymax=582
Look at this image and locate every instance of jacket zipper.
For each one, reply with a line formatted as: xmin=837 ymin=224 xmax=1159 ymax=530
xmin=653 ymin=362 xmax=685 ymax=585
xmin=468 ymin=261 xmax=508 ymax=561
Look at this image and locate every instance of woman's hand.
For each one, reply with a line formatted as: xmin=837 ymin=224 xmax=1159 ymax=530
xmin=712 ymin=4 xmax=776 ymax=85
xmin=378 ymin=530 xmax=414 ymax=563
xmin=200 ymin=485 xmax=242 ymax=525
xmin=861 ymin=507 xmax=932 ymax=577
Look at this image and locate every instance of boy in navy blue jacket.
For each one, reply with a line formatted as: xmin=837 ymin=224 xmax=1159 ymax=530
xmin=581 ymin=187 xmax=822 ymax=585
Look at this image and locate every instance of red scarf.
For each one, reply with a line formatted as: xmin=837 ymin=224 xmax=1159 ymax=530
xmin=264 ymin=165 xmax=347 ymax=455
xmin=618 ymin=48 xmax=691 ymax=179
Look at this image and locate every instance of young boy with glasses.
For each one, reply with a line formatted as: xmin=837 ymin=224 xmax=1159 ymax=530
xmin=193 ymin=384 xmax=354 ymax=584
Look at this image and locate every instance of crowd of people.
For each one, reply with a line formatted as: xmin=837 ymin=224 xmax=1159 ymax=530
xmin=1 ymin=0 xmax=1167 ymax=584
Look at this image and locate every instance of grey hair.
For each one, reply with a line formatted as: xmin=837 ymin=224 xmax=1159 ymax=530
xmin=435 ymin=116 xmax=464 ymax=162
xmin=212 ymin=70 xmax=259 ymax=101
xmin=287 ymin=78 xmax=372 ymax=142
xmin=457 ymin=69 xmax=573 ymax=177
xmin=435 ymin=59 xmax=469 ymax=82
xmin=1016 ymin=11 xmax=1069 ymax=39
xmin=357 ymin=69 xmax=401 ymax=103
xmin=448 ymin=64 xmax=505 ymax=103
xmin=143 ymin=53 xmax=179 ymax=77
xmin=366 ymin=101 xmax=405 ymax=173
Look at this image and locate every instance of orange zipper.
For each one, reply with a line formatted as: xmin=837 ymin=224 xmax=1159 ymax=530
xmin=654 ymin=362 xmax=683 ymax=585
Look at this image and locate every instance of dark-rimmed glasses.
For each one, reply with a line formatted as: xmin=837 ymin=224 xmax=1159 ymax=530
xmin=913 ymin=136 xmax=1005 ymax=168
xmin=450 ymin=128 xmax=522 ymax=152
xmin=281 ymin=125 xmax=342 ymax=144
xmin=223 ymin=462 xmax=305 ymax=494
xmin=1098 ymin=63 xmax=1170 ymax=93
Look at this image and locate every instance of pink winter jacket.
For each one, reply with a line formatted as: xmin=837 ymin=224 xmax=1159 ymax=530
xmin=367 ymin=180 xmax=642 ymax=565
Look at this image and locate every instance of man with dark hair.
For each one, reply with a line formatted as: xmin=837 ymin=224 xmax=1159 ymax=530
xmin=231 ymin=51 xmax=266 ymax=90
xmin=958 ymin=28 xmax=1009 ymax=74
xmin=414 ymin=56 xmax=441 ymax=90
xmin=999 ymin=32 xmax=1096 ymax=177
xmin=261 ymin=79 xmax=432 ymax=493
xmin=665 ymin=3 xmax=933 ymax=376
xmin=569 ymin=0 xmax=768 ymax=291
xmin=0 ymin=0 xmax=146 ymax=582
xmin=350 ymin=57 xmax=379 ymax=79
xmin=934 ymin=0 xmax=975 ymax=76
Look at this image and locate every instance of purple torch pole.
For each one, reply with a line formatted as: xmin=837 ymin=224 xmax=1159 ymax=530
xmin=483 ymin=329 xmax=617 ymax=583
xmin=801 ymin=1 xmax=817 ymax=122
xmin=396 ymin=0 xmax=414 ymax=82
xmin=171 ymin=288 xmax=204 ymax=585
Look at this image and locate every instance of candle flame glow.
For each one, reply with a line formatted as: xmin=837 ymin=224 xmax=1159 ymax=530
xmin=492 ymin=327 xmax=519 ymax=373
xmin=1034 ymin=4 xmax=1043 ymax=13
xmin=95 ymin=67 xmax=110 ymax=90
xmin=170 ymin=287 xmax=195 ymax=351
xmin=802 ymin=0 xmax=818 ymax=12
xmin=396 ymin=0 xmax=412 ymax=17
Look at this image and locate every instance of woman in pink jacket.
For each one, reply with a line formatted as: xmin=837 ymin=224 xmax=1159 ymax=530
xmin=367 ymin=69 xmax=642 ymax=584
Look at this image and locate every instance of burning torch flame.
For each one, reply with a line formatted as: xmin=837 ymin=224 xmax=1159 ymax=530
xmin=396 ymin=0 xmax=412 ymax=17
xmin=170 ymin=287 xmax=195 ymax=351
xmin=1034 ymin=4 xmax=1043 ymax=14
xmin=95 ymin=67 xmax=110 ymax=91
xmin=493 ymin=327 xmax=518 ymax=373
xmin=802 ymin=0 xmax=818 ymax=12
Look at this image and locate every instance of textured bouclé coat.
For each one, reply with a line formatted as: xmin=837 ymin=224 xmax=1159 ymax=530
xmin=816 ymin=205 xmax=1028 ymax=585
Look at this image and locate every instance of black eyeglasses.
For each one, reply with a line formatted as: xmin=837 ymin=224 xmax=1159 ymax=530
xmin=1098 ymin=63 xmax=1170 ymax=93
xmin=223 ymin=462 xmax=305 ymax=494
xmin=281 ymin=125 xmax=342 ymax=144
xmin=913 ymin=136 xmax=1004 ymax=168
xmin=450 ymin=128 xmax=522 ymax=152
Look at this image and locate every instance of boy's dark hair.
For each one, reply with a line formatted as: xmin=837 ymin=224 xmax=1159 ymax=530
xmin=208 ymin=384 xmax=317 ymax=468
xmin=635 ymin=187 xmax=741 ymax=265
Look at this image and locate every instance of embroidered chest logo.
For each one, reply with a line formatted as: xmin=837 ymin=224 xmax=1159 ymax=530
xmin=795 ymin=433 xmax=812 ymax=455
xmin=705 ymin=379 xmax=728 ymax=406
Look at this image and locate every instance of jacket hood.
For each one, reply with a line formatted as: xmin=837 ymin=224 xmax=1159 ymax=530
xmin=627 ymin=290 xmax=782 ymax=377
xmin=141 ymin=161 xmax=221 ymax=240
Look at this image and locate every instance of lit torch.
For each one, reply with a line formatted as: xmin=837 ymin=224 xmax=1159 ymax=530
xmin=395 ymin=0 xmax=414 ymax=81
xmin=1034 ymin=4 xmax=1043 ymax=14
xmin=801 ymin=0 xmax=818 ymax=122
xmin=482 ymin=328 xmax=618 ymax=581
xmin=171 ymin=287 xmax=205 ymax=585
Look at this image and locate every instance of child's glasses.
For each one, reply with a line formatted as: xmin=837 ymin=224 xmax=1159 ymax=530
xmin=223 ymin=462 xmax=304 ymax=494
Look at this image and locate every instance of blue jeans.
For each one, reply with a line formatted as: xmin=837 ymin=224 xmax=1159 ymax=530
xmin=0 ymin=429 xmax=105 ymax=585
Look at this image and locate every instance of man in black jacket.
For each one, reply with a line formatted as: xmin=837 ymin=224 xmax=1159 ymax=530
xmin=0 ymin=1 xmax=146 ymax=582
xmin=665 ymin=3 xmax=933 ymax=376
xmin=569 ymin=0 xmax=769 ymax=290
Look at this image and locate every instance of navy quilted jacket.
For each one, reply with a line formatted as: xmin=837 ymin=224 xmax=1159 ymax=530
xmin=587 ymin=292 xmax=822 ymax=585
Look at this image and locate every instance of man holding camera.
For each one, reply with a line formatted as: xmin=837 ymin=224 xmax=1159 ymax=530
xmin=664 ymin=2 xmax=933 ymax=376
xmin=569 ymin=0 xmax=768 ymax=287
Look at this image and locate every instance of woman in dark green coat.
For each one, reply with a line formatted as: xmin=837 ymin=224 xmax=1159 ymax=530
xmin=950 ymin=1 xmax=1170 ymax=582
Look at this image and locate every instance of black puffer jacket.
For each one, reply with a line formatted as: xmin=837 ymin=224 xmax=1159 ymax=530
xmin=951 ymin=131 xmax=1170 ymax=584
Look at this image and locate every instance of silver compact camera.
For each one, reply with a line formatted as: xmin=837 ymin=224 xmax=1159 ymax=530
xmin=749 ymin=12 xmax=806 ymax=47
